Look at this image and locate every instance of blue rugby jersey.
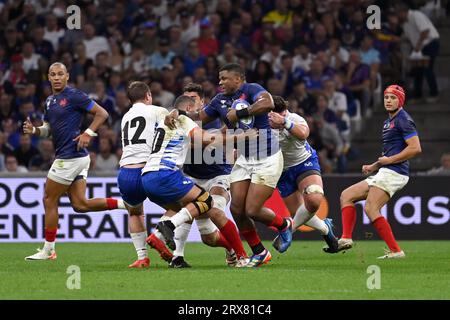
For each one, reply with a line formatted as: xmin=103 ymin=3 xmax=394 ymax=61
xmin=381 ymin=108 xmax=418 ymax=176
xmin=183 ymin=116 xmax=232 ymax=179
xmin=203 ymin=82 xmax=279 ymax=158
xmin=43 ymin=86 xmax=95 ymax=159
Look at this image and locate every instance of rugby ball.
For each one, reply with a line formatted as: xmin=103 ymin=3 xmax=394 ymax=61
xmin=231 ymin=99 xmax=255 ymax=129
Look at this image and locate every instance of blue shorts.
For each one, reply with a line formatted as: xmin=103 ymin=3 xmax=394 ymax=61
xmin=117 ymin=167 xmax=147 ymax=206
xmin=141 ymin=169 xmax=195 ymax=206
xmin=277 ymin=154 xmax=321 ymax=198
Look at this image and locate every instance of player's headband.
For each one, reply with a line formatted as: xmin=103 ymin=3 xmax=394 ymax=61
xmin=384 ymin=85 xmax=405 ymax=108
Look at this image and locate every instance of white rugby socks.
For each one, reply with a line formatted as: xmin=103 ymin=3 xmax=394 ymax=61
xmin=130 ymin=232 xmax=148 ymax=260
xmin=173 ymin=223 xmax=192 ymax=258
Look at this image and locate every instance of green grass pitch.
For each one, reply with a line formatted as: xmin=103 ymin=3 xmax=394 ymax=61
xmin=1 ymin=241 xmax=449 ymax=300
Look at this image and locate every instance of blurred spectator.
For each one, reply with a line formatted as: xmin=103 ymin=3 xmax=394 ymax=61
xmin=327 ymin=37 xmax=349 ymax=70
xmin=397 ymin=2 xmax=440 ymax=102
xmin=420 ymin=152 xmax=450 ymax=175
xmin=4 ymin=154 xmax=28 ymax=173
xmin=160 ymin=1 xmax=180 ymax=31
xmin=217 ymin=42 xmax=239 ymax=67
xmin=149 ymin=38 xmax=176 ymax=71
xmin=32 ymin=26 xmax=54 ymax=61
xmin=21 ymin=41 xmax=41 ymax=74
xmin=150 ymin=81 xmax=175 ymax=107
xmin=134 ymin=21 xmax=158 ymax=56
xmin=29 ymin=138 xmax=54 ymax=171
xmin=95 ymin=52 xmax=113 ymax=83
xmin=168 ymin=25 xmax=185 ymax=56
xmin=343 ymin=50 xmax=371 ymax=117
xmin=72 ymin=42 xmax=94 ymax=85
xmin=2 ymin=54 xmax=27 ymax=91
xmin=303 ymin=58 xmax=330 ymax=95
xmin=220 ymin=19 xmax=250 ymax=54
xmin=14 ymin=134 xmax=39 ymax=168
xmin=197 ymin=18 xmax=219 ymax=56
xmin=309 ymin=23 xmax=329 ymax=54
xmin=289 ymin=80 xmax=316 ymax=116
xmin=260 ymin=40 xmax=286 ymax=74
xmin=123 ymin=45 xmax=148 ymax=79
xmin=180 ymin=10 xmax=200 ymax=47
xmin=82 ymin=23 xmax=110 ymax=61
xmin=108 ymin=39 xmax=125 ymax=73
xmin=263 ymin=0 xmax=293 ymax=27
xmin=293 ymin=43 xmax=313 ymax=72
xmin=0 ymin=131 xmax=14 ymax=156
xmin=359 ymin=34 xmax=380 ymax=91
xmin=3 ymin=24 xmax=22 ymax=58
xmin=43 ymin=13 xmax=65 ymax=52
xmin=0 ymin=93 xmax=14 ymax=122
xmin=106 ymin=72 xmax=125 ymax=98
xmin=183 ymin=40 xmax=205 ymax=76
xmin=95 ymin=137 xmax=119 ymax=172
xmin=90 ymin=80 xmax=116 ymax=119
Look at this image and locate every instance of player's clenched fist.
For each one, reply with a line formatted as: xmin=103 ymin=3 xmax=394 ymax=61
xmin=23 ymin=117 xmax=35 ymax=135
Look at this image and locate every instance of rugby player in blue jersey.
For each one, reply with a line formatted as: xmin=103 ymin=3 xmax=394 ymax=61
xmin=23 ymin=62 xmax=125 ymax=260
xmin=332 ymin=85 xmax=421 ymax=259
xmin=165 ymin=63 xmax=292 ymax=267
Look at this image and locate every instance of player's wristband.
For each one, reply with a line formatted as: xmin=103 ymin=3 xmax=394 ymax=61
xmin=236 ymin=108 xmax=250 ymax=118
xmin=32 ymin=127 xmax=36 ymax=134
xmin=84 ymin=128 xmax=98 ymax=137
xmin=284 ymin=118 xmax=294 ymax=131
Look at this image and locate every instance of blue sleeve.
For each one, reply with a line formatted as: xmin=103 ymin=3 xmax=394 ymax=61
xmin=203 ymin=98 xmax=220 ymax=119
xmin=398 ymin=118 xmax=418 ymax=140
xmin=247 ymin=83 xmax=268 ymax=103
xmin=72 ymin=89 xmax=95 ymax=111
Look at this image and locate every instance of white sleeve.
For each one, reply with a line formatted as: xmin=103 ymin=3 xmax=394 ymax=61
xmin=289 ymin=113 xmax=308 ymax=127
xmin=180 ymin=115 xmax=199 ymax=136
xmin=153 ymin=106 xmax=169 ymax=123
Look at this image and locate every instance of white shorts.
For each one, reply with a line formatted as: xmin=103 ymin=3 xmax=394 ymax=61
xmin=186 ymin=174 xmax=230 ymax=193
xmin=47 ymin=156 xmax=90 ymax=185
xmin=229 ymin=151 xmax=283 ymax=188
xmin=365 ymin=168 xmax=409 ymax=198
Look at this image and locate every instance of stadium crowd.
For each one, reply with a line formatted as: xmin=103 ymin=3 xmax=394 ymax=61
xmin=0 ymin=0 xmax=446 ymax=174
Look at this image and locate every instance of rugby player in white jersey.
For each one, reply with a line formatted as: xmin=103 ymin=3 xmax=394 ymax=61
xmin=148 ymin=84 xmax=247 ymax=268
xmin=268 ymin=96 xmax=338 ymax=253
xmin=117 ymin=81 xmax=170 ymax=268
xmin=143 ymin=95 xmax=253 ymax=267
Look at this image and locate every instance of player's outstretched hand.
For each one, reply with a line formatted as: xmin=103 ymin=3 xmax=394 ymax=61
xmin=23 ymin=117 xmax=34 ymax=135
xmin=73 ymin=132 xmax=92 ymax=151
xmin=268 ymin=111 xmax=285 ymax=129
xmin=165 ymin=109 xmax=178 ymax=129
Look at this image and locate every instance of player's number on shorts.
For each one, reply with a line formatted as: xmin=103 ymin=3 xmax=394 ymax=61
xmin=151 ymin=128 xmax=166 ymax=153
xmin=123 ymin=116 xmax=146 ymax=146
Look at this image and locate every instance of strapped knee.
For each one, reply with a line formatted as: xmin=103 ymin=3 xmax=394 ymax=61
xmin=193 ymin=187 xmax=213 ymax=214
xmin=196 ymin=218 xmax=218 ymax=235
xmin=303 ymin=184 xmax=324 ymax=195
xmin=212 ymin=194 xmax=228 ymax=212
